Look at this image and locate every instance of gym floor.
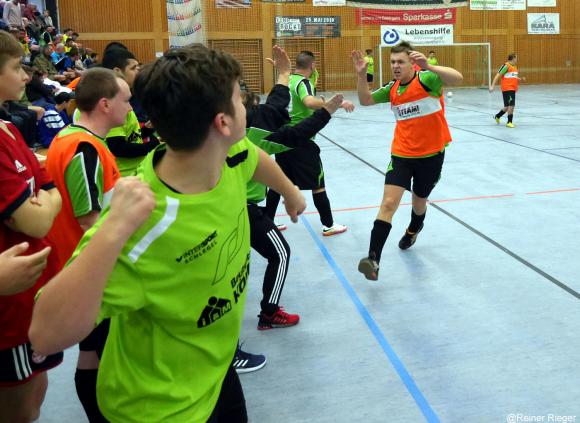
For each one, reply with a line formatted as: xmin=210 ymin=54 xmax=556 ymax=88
xmin=40 ymin=85 xmax=580 ymax=422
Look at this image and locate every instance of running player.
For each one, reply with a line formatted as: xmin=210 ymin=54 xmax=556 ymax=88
xmin=351 ymin=42 xmax=463 ymax=281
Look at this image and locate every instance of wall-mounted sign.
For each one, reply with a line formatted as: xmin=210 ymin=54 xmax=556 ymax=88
xmin=381 ymin=24 xmax=454 ymax=46
xmin=348 ymin=0 xmax=467 ymax=10
xmin=528 ymin=13 xmax=560 ymax=34
xmin=470 ymin=0 xmax=526 ymax=10
xmin=356 ymin=8 xmax=456 ymax=25
xmin=528 ymin=0 xmax=556 ymax=6
xmin=275 ymin=16 xmax=340 ymax=38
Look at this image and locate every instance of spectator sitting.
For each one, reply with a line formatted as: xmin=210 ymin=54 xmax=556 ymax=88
xmin=64 ymin=37 xmax=74 ymax=53
xmin=38 ymin=92 xmax=72 ymax=148
xmin=26 ymin=67 xmax=56 ymax=108
xmin=39 ymin=26 xmax=55 ymax=47
xmin=51 ymin=43 xmax=66 ymax=65
xmin=33 ymin=44 xmax=70 ymax=84
xmin=63 ymin=47 xmax=82 ymax=77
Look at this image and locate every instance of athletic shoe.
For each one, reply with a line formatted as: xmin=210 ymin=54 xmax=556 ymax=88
xmin=322 ymin=224 xmax=348 ymax=237
xmin=276 ymin=223 xmax=288 ymax=232
xmin=358 ymin=257 xmax=379 ymax=281
xmin=398 ymin=223 xmax=424 ymax=250
xmin=258 ymin=307 xmax=300 ymax=330
xmin=494 ymin=115 xmax=500 ymax=124
xmin=232 ymin=344 xmax=266 ymax=374
xmin=506 ymin=122 xmax=515 ymax=128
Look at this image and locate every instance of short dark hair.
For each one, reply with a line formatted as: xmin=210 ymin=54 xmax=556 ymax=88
xmin=134 ymin=44 xmax=242 ymax=151
xmin=55 ymin=92 xmax=72 ymax=104
xmin=67 ymin=48 xmax=79 ymax=57
xmin=429 ymin=50 xmax=435 ymax=54
xmin=76 ymin=68 xmax=121 ymax=113
xmin=508 ymin=53 xmax=517 ymax=61
xmin=65 ymin=38 xmax=73 ymax=44
xmin=365 ymin=49 xmax=372 ymax=55
xmin=102 ymin=47 xmax=136 ymax=71
xmin=296 ymin=51 xmax=315 ymax=69
xmin=391 ymin=41 xmax=414 ymax=55
xmin=104 ymin=42 xmax=128 ymax=53
xmin=0 ymin=30 xmax=23 ymax=71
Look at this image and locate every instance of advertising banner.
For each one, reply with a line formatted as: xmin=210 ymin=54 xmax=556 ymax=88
xmin=313 ymin=0 xmax=346 ymax=6
xmin=528 ymin=0 xmax=556 ymax=6
xmin=275 ymin=16 xmax=341 ymax=38
xmin=356 ymin=8 xmax=456 ymax=25
xmin=528 ymin=13 xmax=560 ymax=34
xmin=381 ymin=24 xmax=454 ymax=46
xmin=470 ymin=0 xmax=526 ymax=10
xmin=347 ymin=0 xmax=467 ymax=11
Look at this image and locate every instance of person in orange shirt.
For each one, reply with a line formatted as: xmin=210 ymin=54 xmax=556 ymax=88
xmin=490 ymin=53 xmax=525 ymax=128
xmin=351 ymin=41 xmax=463 ymax=280
xmin=45 ymin=67 xmax=129 ymax=422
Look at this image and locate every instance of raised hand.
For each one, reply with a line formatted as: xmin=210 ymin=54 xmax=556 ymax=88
xmin=409 ymin=51 xmax=428 ymax=70
xmin=351 ymin=50 xmax=368 ymax=77
xmin=341 ymin=100 xmax=355 ymax=113
xmin=322 ymin=94 xmax=344 ymax=115
xmin=266 ymin=45 xmax=291 ymax=75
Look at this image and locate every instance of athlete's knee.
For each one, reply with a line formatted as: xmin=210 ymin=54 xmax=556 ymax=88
xmin=380 ymin=197 xmax=399 ymax=214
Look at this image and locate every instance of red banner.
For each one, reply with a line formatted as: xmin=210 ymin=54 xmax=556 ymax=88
xmin=355 ymin=8 xmax=456 ymax=25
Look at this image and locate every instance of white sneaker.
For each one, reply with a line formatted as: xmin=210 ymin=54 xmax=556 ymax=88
xmin=322 ymin=224 xmax=348 ymax=237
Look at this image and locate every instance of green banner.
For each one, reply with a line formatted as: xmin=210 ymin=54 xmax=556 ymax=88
xmin=347 ymin=0 xmax=467 ymax=9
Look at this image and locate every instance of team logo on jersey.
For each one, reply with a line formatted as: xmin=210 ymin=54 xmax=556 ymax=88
xmin=31 ymin=351 xmax=47 ymax=364
xmin=212 ymin=208 xmax=247 ymax=285
xmin=197 ymin=297 xmax=232 ymax=328
xmin=14 ymin=160 xmax=27 ymax=173
xmin=176 ymin=231 xmax=217 ymax=264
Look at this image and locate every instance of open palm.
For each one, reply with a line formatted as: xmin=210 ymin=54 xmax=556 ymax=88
xmin=351 ymin=50 xmax=368 ymax=76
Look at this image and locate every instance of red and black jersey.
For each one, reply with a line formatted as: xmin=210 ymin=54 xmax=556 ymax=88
xmin=0 ymin=121 xmax=58 ymax=349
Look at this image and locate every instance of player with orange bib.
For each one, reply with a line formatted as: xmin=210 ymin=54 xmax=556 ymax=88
xmin=351 ymin=41 xmax=463 ymax=281
xmin=490 ymin=53 xmax=525 ymax=128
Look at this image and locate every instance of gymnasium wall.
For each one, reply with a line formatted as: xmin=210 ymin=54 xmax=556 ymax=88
xmin=60 ymin=0 xmax=580 ymax=93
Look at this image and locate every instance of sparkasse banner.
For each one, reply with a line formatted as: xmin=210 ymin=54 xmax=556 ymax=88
xmin=356 ymin=8 xmax=456 ymax=25
xmin=381 ymin=24 xmax=454 ymax=46
xmin=528 ymin=13 xmax=560 ymax=34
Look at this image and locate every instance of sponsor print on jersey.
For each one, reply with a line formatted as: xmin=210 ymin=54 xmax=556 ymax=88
xmin=176 ymin=230 xmax=218 ymax=264
xmin=392 ymin=97 xmax=442 ymax=121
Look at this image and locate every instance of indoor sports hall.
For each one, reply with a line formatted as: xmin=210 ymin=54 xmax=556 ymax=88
xmin=5 ymin=0 xmax=578 ymax=422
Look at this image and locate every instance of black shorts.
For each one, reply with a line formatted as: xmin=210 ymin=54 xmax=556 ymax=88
xmin=367 ymin=73 xmax=374 ymax=83
xmin=275 ymin=141 xmax=325 ymax=190
xmin=79 ymin=319 xmax=110 ymax=359
xmin=385 ymin=152 xmax=445 ymax=199
xmin=0 ymin=342 xmax=63 ymax=386
xmin=502 ymin=90 xmax=516 ymax=107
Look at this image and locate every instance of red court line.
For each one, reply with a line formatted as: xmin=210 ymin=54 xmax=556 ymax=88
xmin=275 ymin=188 xmax=579 ymax=217
xmin=278 ymin=193 xmax=513 ymax=217
xmin=526 ymin=188 xmax=580 ymax=195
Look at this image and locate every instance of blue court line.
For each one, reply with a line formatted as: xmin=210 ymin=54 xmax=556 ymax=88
xmin=300 ymin=215 xmax=440 ymax=423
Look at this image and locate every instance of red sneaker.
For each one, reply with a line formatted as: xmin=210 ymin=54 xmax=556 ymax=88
xmin=257 ymin=307 xmax=300 ymax=330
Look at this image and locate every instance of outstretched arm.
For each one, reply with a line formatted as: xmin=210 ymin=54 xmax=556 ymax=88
xmin=352 ymin=50 xmax=376 ymax=106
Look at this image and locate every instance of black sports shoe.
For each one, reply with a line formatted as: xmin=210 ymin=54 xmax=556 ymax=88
xmin=358 ymin=257 xmax=379 ymax=281
xmin=398 ymin=223 xmax=424 ymax=250
xmin=232 ymin=343 xmax=266 ymax=374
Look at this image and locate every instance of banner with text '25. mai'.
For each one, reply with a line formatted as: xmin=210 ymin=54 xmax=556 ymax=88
xmin=347 ymin=0 xmax=467 ymax=10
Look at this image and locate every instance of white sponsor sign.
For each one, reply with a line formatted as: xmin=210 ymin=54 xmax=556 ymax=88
xmin=470 ymin=0 xmax=526 ymax=10
xmin=528 ymin=13 xmax=559 ymax=34
xmin=528 ymin=0 xmax=556 ymax=6
xmin=381 ymin=24 xmax=454 ymax=46
xmin=313 ymin=0 xmax=346 ymax=6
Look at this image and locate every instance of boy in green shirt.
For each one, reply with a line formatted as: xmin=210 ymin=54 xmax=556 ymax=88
xmin=30 ymin=44 xmax=305 ymax=423
xmin=365 ymin=48 xmax=374 ymax=89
